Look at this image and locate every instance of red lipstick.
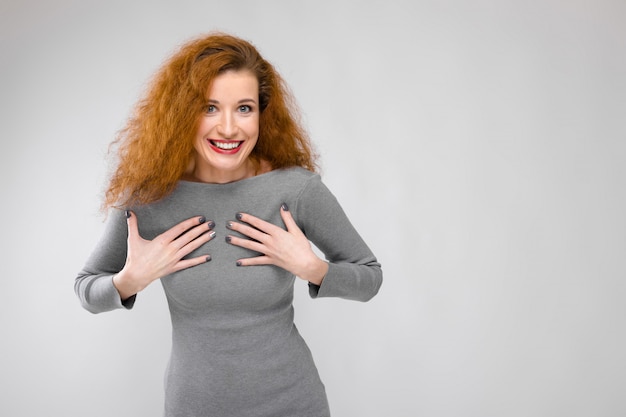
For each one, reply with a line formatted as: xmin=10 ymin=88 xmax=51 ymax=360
xmin=208 ymin=139 xmax=243 ymax=155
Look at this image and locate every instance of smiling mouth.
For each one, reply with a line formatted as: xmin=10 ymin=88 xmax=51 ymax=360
xmin=210 ymin=140 xmax=243 ymax=150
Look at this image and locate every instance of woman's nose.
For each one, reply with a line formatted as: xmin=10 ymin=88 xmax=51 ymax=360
xmin=217 ymin=112 xmax=237 ymax=138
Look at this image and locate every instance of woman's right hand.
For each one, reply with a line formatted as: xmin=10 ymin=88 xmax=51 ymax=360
xmin=113 ymin=211 xmax=215 ymax=300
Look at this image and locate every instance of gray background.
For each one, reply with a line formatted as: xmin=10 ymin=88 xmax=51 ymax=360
xmin=1 ymin=0 xmax=625 ymax=416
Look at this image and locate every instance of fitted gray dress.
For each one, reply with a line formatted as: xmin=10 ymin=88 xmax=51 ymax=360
xmin=75 ymin=167 xmax=382 ymax=417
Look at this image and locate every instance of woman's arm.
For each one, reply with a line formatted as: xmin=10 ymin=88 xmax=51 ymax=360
xmin=75 ymin=209 xmax=215 ymax=313
xmin=295 ymin=175 xmax=382 ymax=302
xmin=226 ymin=175 xmax=382 ymax=302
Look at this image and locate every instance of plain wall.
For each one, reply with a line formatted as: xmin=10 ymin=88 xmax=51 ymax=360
xmin=1 ymin=0 xmax=625 ymax=416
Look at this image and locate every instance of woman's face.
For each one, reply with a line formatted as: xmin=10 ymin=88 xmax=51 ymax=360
xmin=191 ymin=70 xmax=260 ymax=183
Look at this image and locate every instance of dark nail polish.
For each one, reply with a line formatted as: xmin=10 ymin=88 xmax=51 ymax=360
xmin=236 ymin=212 xmax=243 ymax=220
xmin=125 ymin=210 xmax=131 ymax=218
xmin=199 ymin=216 xmax=206 ymax=224
xmin=236 ymin=261 xmax=242 ymax=267
xmin=206 ymin=255 xmax=212 ymax=262
xmin=281 ymin=203 xmax=289 ymax=211
xmin=207 ymin=220 xmax=215 ymax=229
xmin=209 ymin=231 xmax=216 ymax=239
xmin=226 ymin=221 xmax=233 ymax=229
xmin=225 ymin=236 xmax=232 ymax=243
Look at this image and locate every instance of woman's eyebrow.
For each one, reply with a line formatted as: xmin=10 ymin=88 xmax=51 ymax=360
xmin=207 ymin=98 xmax=258 ymax=104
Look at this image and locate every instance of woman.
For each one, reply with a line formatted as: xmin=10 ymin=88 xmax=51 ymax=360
xmin=75 ymin=32 xmax=382 ymax=417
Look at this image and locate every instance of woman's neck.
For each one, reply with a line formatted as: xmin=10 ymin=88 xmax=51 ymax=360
xmin=183 ymin=159 xmax=272 ymax=184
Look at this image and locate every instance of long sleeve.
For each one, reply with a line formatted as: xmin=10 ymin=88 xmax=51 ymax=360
xmin=75 ymin=170 xmax=381 ymax=313
xmin=74 ymin=209 xmax=134 ymax=314
xmin=294 ymin=175 xmax=383 ymax=302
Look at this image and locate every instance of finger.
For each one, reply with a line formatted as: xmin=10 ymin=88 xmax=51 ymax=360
xmin=125 ymin=210 xmax=141 ymax=242
xmin=161 ymin=216 xmax=210 ymax=243
xmin=173 ymin=220 xmax=215 ymax=250
xmin=225 ymin=235 xmax=267 ymax=255
xmin=171 ymin=254 xmax=212 ymax=273
xmin=176 ymin=229 xmax=216 ymax=258
xmin=279 ymin=203 xmax=301 ymax=234
xmin=235 ymin=212 xmax=282 ymax=235
xmin=235 ymin=255 xmax=272 ymax=267
xmin=227 ymin=220 xmax=268 ymax=243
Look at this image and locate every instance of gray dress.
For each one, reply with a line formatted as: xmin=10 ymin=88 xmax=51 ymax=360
xmin=75 ymin=167 xmax=382 ymax=417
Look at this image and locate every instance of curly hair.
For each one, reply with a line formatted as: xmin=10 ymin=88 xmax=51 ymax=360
xmin=104 ymin=32 xmax=318 ymax=209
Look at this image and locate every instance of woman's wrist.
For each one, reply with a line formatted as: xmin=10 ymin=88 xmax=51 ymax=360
xmin=112 ymin=270 xmax=140 ymax=301
xmin=300 ymin=258 xmax=329 ymax=286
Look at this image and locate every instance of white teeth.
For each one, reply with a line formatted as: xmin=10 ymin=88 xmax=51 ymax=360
xmin=212 ymin=141 xmax=241 ymax=150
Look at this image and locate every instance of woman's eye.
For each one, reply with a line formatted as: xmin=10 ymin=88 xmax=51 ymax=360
xmin=205 ymin=105 xmax=217 ymax=113
xmin=238 ymin=105 xmax=252 ymax=113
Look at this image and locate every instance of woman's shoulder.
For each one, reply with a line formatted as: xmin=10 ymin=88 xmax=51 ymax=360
xmin=267 ymin=166 xmax=322 ymax=191
xmin=274 ymin=165 xmax=318 ymax=180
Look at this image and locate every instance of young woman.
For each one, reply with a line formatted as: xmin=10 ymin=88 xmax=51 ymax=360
xmin=75 ymin=32 xmax=382 ymax=417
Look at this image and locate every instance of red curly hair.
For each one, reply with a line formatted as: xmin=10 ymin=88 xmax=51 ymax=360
xmin=104 ymin=32 xmax=318 ymax=209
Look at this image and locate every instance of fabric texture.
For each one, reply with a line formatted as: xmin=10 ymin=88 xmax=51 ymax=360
xmin=75 ymin=167 xmax=382 ymax=417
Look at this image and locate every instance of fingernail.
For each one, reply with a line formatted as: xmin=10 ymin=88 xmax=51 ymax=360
xmin=206 ymin=255 xmax=212 ymax=262
xmin=198 ymin=216 xmax=206 ymax=224
xmin=209 ymin=231 xmax=216 ymax=239
xmin=125 ymin=210 xmax=131 ymax=218
xmin=281 ymin=203 xmax=289 ymax=211
xmin=207 ymin=220 xmax=215 ymax=229
xmin=225 ymin=236 xmax=232 ymax=243
xmin=226 ymin=221 xmax=233 ymax=229
xmin=236 ymin=261 xmax=242 ymax=267
xmin=236 ymin=212 xmax=243 ymax=220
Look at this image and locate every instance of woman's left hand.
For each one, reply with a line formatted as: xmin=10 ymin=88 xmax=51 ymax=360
xmin=225 ymin=203 xmax=328 ymax=285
